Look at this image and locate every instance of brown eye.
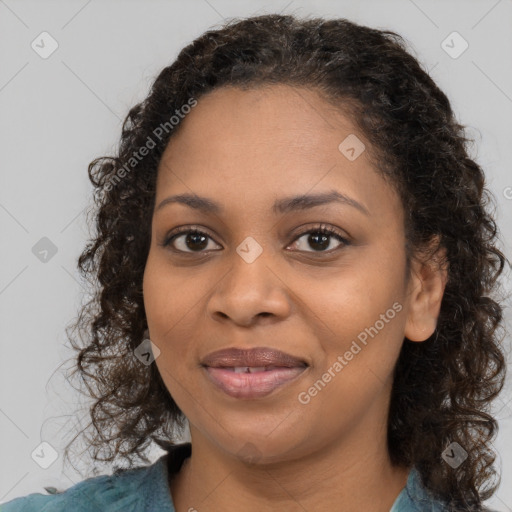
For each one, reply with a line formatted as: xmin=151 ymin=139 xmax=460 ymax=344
xmin=289 ymin=227 xmax=350 ymax=253
xmin=164 ymin=229 xmax=222 ymax=253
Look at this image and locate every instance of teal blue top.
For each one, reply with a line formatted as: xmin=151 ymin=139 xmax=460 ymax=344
xmin=0 ymin=442 xmax=461 ymax=511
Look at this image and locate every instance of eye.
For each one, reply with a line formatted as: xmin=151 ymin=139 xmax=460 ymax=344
xmin=161 ymin=224 xmax=350 ymax=255
xmin=288 ymin=225 xmax=350 ymax=253
xmin=163 ymin=228 xmax=221 ymax=253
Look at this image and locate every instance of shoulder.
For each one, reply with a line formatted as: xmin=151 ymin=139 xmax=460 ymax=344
xmin=390 ymin=467 xmax=448 ymax=512
xmin=390 ymin=467 xmax=500 ymax=512
xmin=0 ymin=455 xmax=170 ymax=512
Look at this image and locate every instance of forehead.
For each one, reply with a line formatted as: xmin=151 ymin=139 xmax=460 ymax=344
xmin=156 ymin=85 xmax=401 ymax=223
xmin=161 ymin=85 xmax=356 ymax=163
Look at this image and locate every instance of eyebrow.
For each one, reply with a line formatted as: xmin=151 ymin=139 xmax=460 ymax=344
xmin=155 ymin=190 xmax=370 ymax=216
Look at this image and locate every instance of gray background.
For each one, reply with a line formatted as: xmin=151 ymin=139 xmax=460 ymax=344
xmin=1 ymin=0 xmax=511 ymax=509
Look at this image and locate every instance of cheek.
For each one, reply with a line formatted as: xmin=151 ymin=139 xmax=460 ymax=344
xmin=304 ymin=258 xmax=403 ymax=339
xmin=142 ymin=253 xmax=214 ymax=383
xmin=296 ymin=283 xmax=405 ymax=433
xmin=298 ymin=249 xmax=407 ymax=395
xmin=143 ymin=253 xmax=203 ymax=335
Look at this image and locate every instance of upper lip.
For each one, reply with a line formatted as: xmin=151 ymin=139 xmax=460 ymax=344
xmin=201 ymin=347 xmax=308 ymax=368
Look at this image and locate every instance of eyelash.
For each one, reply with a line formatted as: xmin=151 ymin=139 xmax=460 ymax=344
xmin=161 ymin=224 xmax=351 ymax=255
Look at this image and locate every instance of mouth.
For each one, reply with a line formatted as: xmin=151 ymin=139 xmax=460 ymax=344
xmin=201 ymin=347 xmax=308 ymax=399
xmin=218 ymin=366 xmax=296 ymax=373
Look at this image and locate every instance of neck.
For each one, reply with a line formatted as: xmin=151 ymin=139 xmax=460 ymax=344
xmin=169 ymin=425 xmax=409 ymax=512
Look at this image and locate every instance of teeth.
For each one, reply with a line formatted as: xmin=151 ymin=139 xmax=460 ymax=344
xmin=249 ymin=367 xmax=266 ymax=373
xmin=232 ymin=366 xmax=269 ymax=373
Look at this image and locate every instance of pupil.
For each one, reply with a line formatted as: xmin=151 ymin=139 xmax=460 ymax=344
xmin=186 ymin=233 xmax=208 ymax=251
xmin=309 ymin=233 xmax=329 ymax=251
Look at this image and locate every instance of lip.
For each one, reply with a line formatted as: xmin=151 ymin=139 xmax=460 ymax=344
xmin=201 ymin=347 xmax=308 ymax=400
xmin=201 ymin=346 xmax=308 ymax=368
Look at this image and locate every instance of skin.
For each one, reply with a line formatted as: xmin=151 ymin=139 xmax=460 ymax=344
xmin=142 ymin=84 xmax=448 ymax=512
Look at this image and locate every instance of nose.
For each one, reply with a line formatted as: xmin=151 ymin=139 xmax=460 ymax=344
xmin=206 ymin=250 xmax=292 ymax=327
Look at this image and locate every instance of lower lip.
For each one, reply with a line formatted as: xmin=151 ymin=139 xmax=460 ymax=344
xmin=203 ymin=366 xmax=307 ymax=399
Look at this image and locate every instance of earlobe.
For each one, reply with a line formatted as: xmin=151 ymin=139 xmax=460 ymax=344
xmin=404 ymin=238 xmax=448 ymax=343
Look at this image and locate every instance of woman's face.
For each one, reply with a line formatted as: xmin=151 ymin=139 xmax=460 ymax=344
xmin=143 ymin=84 xmax=430 ymax=463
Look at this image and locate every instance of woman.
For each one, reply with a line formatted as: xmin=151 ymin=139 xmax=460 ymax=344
xmin=2 ymin=13 xmax=507 ymax=512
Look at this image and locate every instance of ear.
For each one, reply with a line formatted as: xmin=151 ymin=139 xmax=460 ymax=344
xmin=404 ymin=236 xmax=449 ymax=342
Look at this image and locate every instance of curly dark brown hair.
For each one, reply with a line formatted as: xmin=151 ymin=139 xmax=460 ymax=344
xmin=63 ymin=13 xmax=509 ymax=511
